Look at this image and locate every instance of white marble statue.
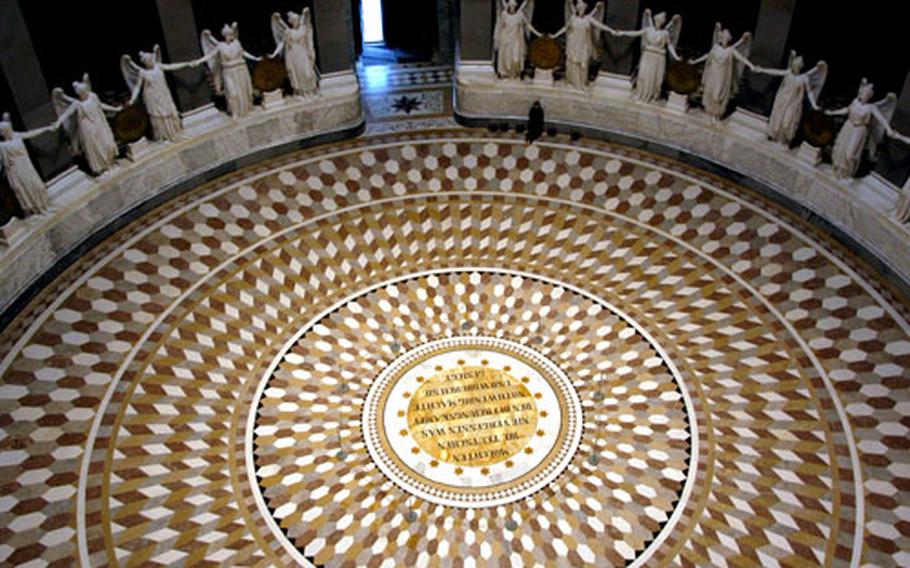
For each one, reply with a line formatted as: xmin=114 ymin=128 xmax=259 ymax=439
xmin=752 ymin=51 xmax=827 ymax=146
xmin=271 ymin=7 xmax=319 ymax=96
xmin=554 ymin=0 xmax=609 ymax=89
xmin=895 ymin=169 xmax=910 ymax=223
xmin=121 ymin=45 xmax=195 ymax=142
xmin=604 ymin=9 xmax=681 ymax=103
xmin=690 ymin=24 xmax=754 ymax=121
xmin=0 ymin=113 xmax=54 ymax=217
xmin=826 ymin=79 xmax=896 ymax=178
xmin=53 ymin=74 xmax=122 ymax=176
xmin=200 ymin=23 xmax=261 ymax=119
xmin=493 ymin=0 xmax=539 ymax=80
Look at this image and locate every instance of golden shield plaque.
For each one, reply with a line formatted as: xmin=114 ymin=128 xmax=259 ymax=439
xmin=252 ymin=57 xmax=287 ymax=92
xmin=529 ymin=36 xmax=561 ymax=70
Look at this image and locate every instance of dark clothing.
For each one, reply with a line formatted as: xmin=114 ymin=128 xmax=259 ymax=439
xmin=527 ymin=102 xmax=544 ymax=143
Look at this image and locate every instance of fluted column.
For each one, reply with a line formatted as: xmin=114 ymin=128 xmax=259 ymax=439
xmin=155 ymin=0 xmax=211 ymax=110
xmin=313 ymin=0 xmax=356 ymax=73
xmin=437 ymin=0 xmax=457 ymax=65
xmin=752 ymin=0 xmax=796 ymax=66
xmin=0 ymin=0 xmax=71 ymax=176
xmin=894 ymin=71 xmax=910 ymax=131
xmin=742 ymin=0 xmax=796 ymax=110
xmin=602 ymin=0 xmax=640 ymax=74
xmin=459 ymin=0 xmax=494 ymax=63
xmin=875 ymin=70 xmax=910 ymax=185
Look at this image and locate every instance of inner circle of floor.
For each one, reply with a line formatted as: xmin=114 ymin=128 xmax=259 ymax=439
xmin=1 ymin=129 xmax=909 ymax=567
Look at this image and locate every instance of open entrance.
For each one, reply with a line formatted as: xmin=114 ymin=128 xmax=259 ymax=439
xmin=356 ymin=0 xmax=439 ymax=67
xmin=362 ymin=0 xmax=385 ymax=44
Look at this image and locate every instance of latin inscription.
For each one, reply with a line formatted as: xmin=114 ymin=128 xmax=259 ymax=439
xmin=407 ymin=366 xmax=538 ymax=466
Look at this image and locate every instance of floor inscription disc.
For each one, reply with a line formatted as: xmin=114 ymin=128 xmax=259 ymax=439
xmin=407 ymin=364 xmax=538 ymax=467
xmin=363 ymin=336 xmax=583 ymax=507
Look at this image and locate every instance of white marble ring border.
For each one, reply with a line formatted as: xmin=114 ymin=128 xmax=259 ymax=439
xmin=246 ymin=268 xmax=700 ymax=567
xmin=18 ymin=136 xmax=869 ymax=567
xmin=361 ymin=336 xmax=583 ymax=508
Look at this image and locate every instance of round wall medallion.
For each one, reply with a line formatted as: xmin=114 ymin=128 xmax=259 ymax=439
xmin=362 ymin=336 xmax=582 ymax=507
xmin=666 ymin=60 xmax=699 ymax=94
xmin=529 ymin=36 xmax=561 ymax=70
xmin=253 ymin=57 xmax=288 ymax=92
xmin=802 ymin=109 xmax=835 ymax=147
xmin=113 ymin=104 xmax=149 ymax=143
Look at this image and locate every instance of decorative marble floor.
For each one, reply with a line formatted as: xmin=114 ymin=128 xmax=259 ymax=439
xmin=1 ymin=129 xmax=909 ymax=567
xmin=359 ymin=63 xmax=455 ymax=136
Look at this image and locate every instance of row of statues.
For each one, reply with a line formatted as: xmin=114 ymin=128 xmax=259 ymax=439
xmin=494 ymin=0 xmax=902 ymax=179
xmin=1 ymin=8 xmax=320 ymax=220
xmin=1 ymin=3 xmax=907 ymax=224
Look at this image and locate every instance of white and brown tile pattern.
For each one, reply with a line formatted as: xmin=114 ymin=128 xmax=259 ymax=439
xmin=1 ymin=130 xmax=909 ymax=566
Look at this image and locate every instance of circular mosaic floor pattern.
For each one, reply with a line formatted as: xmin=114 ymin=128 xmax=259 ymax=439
xmin=1 ymin=130 xmax=909 ymax=567
xmin=252 ymin=273 xmax=693 ymax=556
xmin=359 ymin=335 xmax=585 ymax=508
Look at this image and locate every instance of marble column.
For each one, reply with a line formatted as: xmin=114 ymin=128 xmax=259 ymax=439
xmin=894 ymin=71 xmax=910 ymax=131
xmin=751 ymin=0 xmax=796 ymax=67
xmin=874 ymin=69 xmax=910 ymax=186
xmin=742 ymin=0 xmax=796 ymax=111
xmin=459 ymin=0 xmax=494 ymax=63
xmin=0 ymin=0 xmax=71 ymax=177
xmin=155 ymin=0 xmax=211 ymax=111
xmin=602 ymin=0 xmax=640 ymax=75
xmin=437 ymin=0 xmax=457 ymax=65
xmin=313 ymin=0 xmax=355 ymax=73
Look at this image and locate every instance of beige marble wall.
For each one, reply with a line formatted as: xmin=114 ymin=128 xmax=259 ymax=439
xmin=456 ymin=63 xmax=910 ymax=285
xmin=0 ymin=72 xmax=363 ymax=314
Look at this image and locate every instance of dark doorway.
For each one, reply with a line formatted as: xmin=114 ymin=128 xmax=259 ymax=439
xmin=358 ymin=0 xmax=438 ymax=66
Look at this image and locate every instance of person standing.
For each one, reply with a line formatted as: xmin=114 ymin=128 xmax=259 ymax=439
xmin=527 ymin=101 xmax=544 ymax=143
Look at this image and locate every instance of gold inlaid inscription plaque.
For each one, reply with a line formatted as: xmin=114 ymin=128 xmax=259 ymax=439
xmin=407 ymin=366 xmax=538 ymax=467
xmin=363 ymin=336 xmax=582 ymax=507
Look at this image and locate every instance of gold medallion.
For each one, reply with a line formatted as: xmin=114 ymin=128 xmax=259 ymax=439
xmin=407 ymin=365 xmax=538 ymax=467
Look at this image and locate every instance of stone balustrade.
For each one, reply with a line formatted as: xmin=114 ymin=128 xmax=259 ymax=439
xmin=0 ymin=72 xmax=363 ymax=315
xmin=455 ymin=62 xmax=910 ymax=289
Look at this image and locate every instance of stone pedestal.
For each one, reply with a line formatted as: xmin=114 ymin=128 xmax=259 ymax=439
xmin=666 ymin=92 xmax=689 ymax=114
xmin=181 ymin=104 xmax=227 ymax=137
xmin=46 ymin=166 xmax=91 ymax=199
xmin=534 ymin=69 xmax=554 ymax=87
xmin=895 ymin=178 xmax=910 ymax=223
xmin=127 ymin=137 xmax=155 ymax=161
xmin=0 ymin=218 xmax=26 ymax=248
xmin=728 ymin=109 xmax=768 ymax=141
xmin=592 ymin=73 xmax=632 ymax=99
xmin=797 ymin=142 xmax=823 ymax=166
xmin=262 ymin=89 xmax=285 ymax=111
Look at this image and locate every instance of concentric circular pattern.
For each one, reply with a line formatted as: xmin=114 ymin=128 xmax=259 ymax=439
xmin=252 ymin=276 xmax=690 ymax=557
xmin=355 ymin=334 xmax=585 ymax=508
xmin=1 ymin=130 xmax=910 ymax=567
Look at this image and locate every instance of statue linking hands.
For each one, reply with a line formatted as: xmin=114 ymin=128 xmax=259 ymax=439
xmin=199 ymin=23 xmax=261 ymax=119
xmin=0 ymin=113 xmax=54 ymax=217
xmin=121 ymin=45 xmax=197 ymax=142
xmin=690 ymin=24 xmax=755 ymax=121
xmin=826 ymin=79 xmax=896 ymax=178
xmin=554 ymin=0 xmax=609 ymax=89
xmin=271 ymin=7 xmax=319 ymax=97
xmin=493 ymin=0 xmax=540 ymax=80
xmin=894 ymin=169 xmax=910 ymax=223
xmin=53 ymin=74 xmax=122 ymax=176
xmin=604 ymin=8 xmax=682 ymax=103
xmin=752 ymin=51 xmax=827 ymax=146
